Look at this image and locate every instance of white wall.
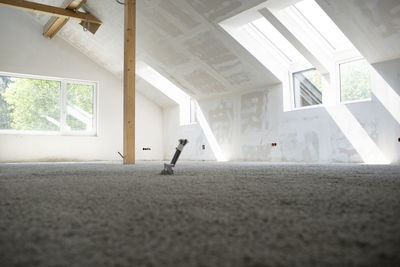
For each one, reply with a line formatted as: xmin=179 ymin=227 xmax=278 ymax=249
xmin=136 ymin=93 xmax=164 ymax=160
xmin=163 ymin=105 xmax=215 ymax=161
xmin=0 ymin=7 xmax=163 ymax=162
xmin=164 ymin=60 xmax=400 ymax=164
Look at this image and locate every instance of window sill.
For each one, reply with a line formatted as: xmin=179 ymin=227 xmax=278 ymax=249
xmin=285 ymin=103 xmax=324 ymax=112
xmin=340 ymin=98 xmax=372 ymax=105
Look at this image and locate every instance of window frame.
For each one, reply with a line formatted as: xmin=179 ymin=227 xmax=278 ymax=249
xmin=280 ymin=0 xmax=370 ymax=110
xmin=337 ymin=58 xmax=372 ymax=104
xmin=0 ymin=71 xmax=98 ymax=136
xmin=219 ymin=0 xmax=373 ymax=112
xmin=291 ymin=67 xmax=324 ymax=110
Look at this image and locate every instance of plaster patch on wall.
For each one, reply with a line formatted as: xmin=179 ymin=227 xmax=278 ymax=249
xmin=361 ymin=119 xmax=379 ymax=144
xmin=184 ymin=69 xmax=227 ymax=94
xmin=141 ymin=8 xmax=184 ymax=38
xmin=159 ymin=0 xmax=201 ymax=30
xmin=303 ymin=132 xmax=320 ymax=162
xmin=208 ymin=100 xmax=234 ymax=144
xmin=242 ymin=143 xmax=271 ymax=161
xmin=280 ymin=132 xmax=320 ymax=162
xmin=240 ymin=91 xmax=268 ymax=134
xmin=331 ymin=132 xmax=362 ymax=163
xmin=187 ymin=0 xmax=242 ymax=22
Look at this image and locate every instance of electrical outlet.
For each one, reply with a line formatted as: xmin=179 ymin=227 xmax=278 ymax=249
xmin=142 ymin=147 xmax=151 ymax=151
xmin=398 ymin=137 xmax=400 ymax=143
xmin=272 ymin=143 xmax=277 ymax=147
xmin=202 ymin=145 xmax=205 ymax=150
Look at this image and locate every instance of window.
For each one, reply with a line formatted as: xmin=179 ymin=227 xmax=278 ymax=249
xmin=0 ymin=73 xmax=96 ymax=135
xmin=66 ymin=83 xmax=95 ymax=131
xmin=249 ymin=17 xmax=305 ymax=64
xmin=340 ymin=59 xmax=372 ymax=102
xmin=292 ymin=0 xmax=354 ymax=52
xmin=219 ymin=0 xmax=372 ymax=111
xmin=293 ymin=68 xmax=322 ymax=108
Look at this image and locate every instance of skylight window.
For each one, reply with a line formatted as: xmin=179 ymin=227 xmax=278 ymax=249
xmin=293 ymin=0 xmax=354 ymax=51
xmin=249 ymin=18 xmax=305 ymax=63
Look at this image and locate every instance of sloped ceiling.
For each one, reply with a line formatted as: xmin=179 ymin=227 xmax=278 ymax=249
xmin=24 ymin=0 xmax=278 ymax=101
xmin=10 ymin=0 xmax=400 ymax=102
xmin=316 ymin=0 xmax=400 ymax=64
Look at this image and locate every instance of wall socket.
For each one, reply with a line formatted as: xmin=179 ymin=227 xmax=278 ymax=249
xmin=272 ymin=143 xmax=277 ymax=147
xmin=142 ymin=147 xmax=151 ymax=150
xmin=202 ymin=145 xmax=206 ymax=150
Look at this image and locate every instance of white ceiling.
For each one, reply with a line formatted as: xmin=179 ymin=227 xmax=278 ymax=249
xmin=16 ymin=0 xmax=400 ymax=105
xmin=316 ymin=0 xmax=400 ymax=64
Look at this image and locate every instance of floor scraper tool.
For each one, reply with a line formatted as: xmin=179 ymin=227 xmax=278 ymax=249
xmin=161 ymin=139 xmax=189 ymax=175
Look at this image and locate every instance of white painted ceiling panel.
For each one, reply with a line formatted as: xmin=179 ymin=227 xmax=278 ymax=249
xmin=12 ymin=0 xmax=400 ymax=103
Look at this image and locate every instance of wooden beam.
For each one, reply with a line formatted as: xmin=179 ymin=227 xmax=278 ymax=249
xmin=0 ymin=0 xmax=102 ymax=24
xmin=123 ymin=0 xmax=136 ymax=164
xmin=43 ymin=0 xmax=87 ymax=39
xmin=44 ymin=17 xmax=69 ymax=38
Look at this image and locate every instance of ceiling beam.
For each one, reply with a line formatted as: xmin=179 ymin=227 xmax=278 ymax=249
xmin=0 ymin=0 xmax=101 ymax=24
xmin=43 ymin=0 xmax=87 ymax=39
xmin=123 ymin=0 xmax=136 ymax=164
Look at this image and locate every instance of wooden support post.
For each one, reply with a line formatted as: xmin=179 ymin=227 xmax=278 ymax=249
xmin=123 ymin=0 xmax=136 ymax=164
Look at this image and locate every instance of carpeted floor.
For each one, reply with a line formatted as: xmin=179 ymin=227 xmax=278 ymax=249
xmin=0 ymin=161 xmax=399 ymax=267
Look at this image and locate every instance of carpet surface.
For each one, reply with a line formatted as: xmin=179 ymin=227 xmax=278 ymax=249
xmin=0 ymin=162 xmax=399 ymax=267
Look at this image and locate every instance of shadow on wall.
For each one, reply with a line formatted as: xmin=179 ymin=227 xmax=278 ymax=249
xmin=371 ymin=59 xmax=400 ymax=124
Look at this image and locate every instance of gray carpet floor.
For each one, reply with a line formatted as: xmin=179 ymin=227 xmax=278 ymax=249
xmin=0 ymin=161 xmax=400 ymax=267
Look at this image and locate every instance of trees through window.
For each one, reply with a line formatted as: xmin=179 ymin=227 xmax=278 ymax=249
xmin=340 ymin=59 xmax=372 ymax=102
xmin=0 ymin=73 xmax=96 ymax=134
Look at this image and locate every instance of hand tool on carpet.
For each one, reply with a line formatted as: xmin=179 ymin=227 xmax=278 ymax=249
xmin=161 ymin=139 xmax=188 ymax=175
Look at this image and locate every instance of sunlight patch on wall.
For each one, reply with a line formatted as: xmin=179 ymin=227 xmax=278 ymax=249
xmin=325 ymin=105 xmax=390 ymax=164
xmin=136 ymin=62 xmax=225 ymax=161
xmin=195 ymin=101 xmax=226 ymax=162
xmin=136 ymin=62 xmax=190 ymax=125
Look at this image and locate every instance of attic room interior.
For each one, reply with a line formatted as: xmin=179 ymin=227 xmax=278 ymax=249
xmin=0 ymin=0 xmax=399 ymax=266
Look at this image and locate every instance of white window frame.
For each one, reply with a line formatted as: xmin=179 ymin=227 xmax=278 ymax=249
xmin=0 ymin=71 xmax=97 ymax=136
xmin=219 ymin=0 xmax=372 ymax=112
xmin=290 ymin=67 xmax=324 ymax=110
xmin=337 ymin=57 xmax=372 ymax=104
xmin=270 ymin=1 xmax=371 ymax=110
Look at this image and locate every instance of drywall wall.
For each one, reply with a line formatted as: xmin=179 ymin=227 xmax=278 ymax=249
xmin=0 ymin=7 xmax=163 ymax=162
xmin=163 ymin=105 xmax=215 ymax=161
xmin=165 ymin=60 xmax=400 ymax=163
